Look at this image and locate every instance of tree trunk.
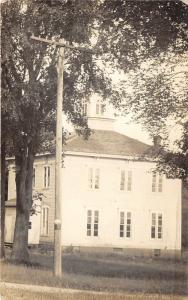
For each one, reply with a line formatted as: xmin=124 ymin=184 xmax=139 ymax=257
xmin=12 ymin=146 xmax=34 ymax=263
xmin=0 ymin=142 xmax=6 ymax=258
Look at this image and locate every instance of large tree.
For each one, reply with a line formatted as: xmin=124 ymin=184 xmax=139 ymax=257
xmin=1 ymin=0 xmax=112 ymax=262
xmin=1 ymin=32 xmax=15 ymax=258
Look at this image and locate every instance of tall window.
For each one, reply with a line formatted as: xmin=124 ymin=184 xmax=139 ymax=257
xmin=120 ymin=211 xmax=132 ymax=238
xmin=5 ymin=169 xmax=9 ymax=201
xmin=88 ymin=168 xmax=100 ymax=189
xmin=120 ymin=170 xmax=132 ymax=191
xmin=44 ymin=166 xmax=50 ymax=188
xmin=41 ymin=206 xmax=49 ymax=236
xmin=32 ymin=168 xmax=35 ymax=188
xmin=82 ymin=101 xmax=88 ymax=116
xmin=96 ymin=100 xmax=106 ymax=115
xmin=151 ymin=213 xmax=163 ymax=239
xmin=152 ymin=172 xmax=163 ymax=192
xmin=87 ymin=210 xmax=99 ymax=236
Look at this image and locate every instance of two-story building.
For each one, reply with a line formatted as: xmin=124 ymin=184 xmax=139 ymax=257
xmin=5 ymin=97 xmax=182 ymax=257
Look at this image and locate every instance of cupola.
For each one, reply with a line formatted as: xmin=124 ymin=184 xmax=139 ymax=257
xmin=82 ymin=95 xmax=115 ymax=131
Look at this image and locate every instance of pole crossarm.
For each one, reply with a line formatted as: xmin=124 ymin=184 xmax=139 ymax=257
xmin=31 ymin=35 xmax=97 ymax=54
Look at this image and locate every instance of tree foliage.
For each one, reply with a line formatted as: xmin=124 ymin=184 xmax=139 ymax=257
xmin=1 ymin=0 xmax=112 ymax=261
xmin=2 ymin=0 xmax=114 ymax=153
xmin=98 ymin=0 xmax=188 ymax=69
xmin=96 ymin=0 xmax=188 ymax=178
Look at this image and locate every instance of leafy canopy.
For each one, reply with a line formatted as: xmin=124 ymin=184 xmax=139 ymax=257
xmin=2 ymin=0 xmax=188 ymax=178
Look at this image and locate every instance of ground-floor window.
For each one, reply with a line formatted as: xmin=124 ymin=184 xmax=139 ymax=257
xmin=151 ymin=213 xmax=162 ymax=239
xmin=87 ymin=210 xmax=99 ymax=237
xmin=41 ymin=206 xmax=49 ymax=236
xmin=120 ymin=211 xmax=132 ymax=238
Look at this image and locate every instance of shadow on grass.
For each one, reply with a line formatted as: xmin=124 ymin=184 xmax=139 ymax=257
xmin=23 ymin=252 xmax=187 ymax=282
xmin=62 ymin=256 xmax=187 ymax=281
xmin=5 ymin=258 xmax=41 ymax=268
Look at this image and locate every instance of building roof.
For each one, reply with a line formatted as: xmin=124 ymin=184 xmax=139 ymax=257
xmin=65 ymin=130 xmax=151 ymax=158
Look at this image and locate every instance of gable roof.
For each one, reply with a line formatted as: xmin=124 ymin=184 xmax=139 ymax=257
xmin=65 ymin=130 xmax=151 ymax=157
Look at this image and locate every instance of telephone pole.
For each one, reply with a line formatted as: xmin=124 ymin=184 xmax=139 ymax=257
xmin=31 ymin=35 xmax=95 ymax=277
xmin=54 ymin=45 xmax=64 ymax=277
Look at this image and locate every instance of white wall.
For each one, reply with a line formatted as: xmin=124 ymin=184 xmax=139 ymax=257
xmin=7 ymin=153 xmax=181 ymax=252
xmin=88 ymin=117 xmax=115 ymax=131
xmin=5 ymin=206 xmax=41 ymax=245
xmin=61 ymin=155 xmax=181 ymax=252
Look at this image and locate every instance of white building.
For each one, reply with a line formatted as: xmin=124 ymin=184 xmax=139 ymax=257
xmin=5 ymin=97 xmax=182 ymax=257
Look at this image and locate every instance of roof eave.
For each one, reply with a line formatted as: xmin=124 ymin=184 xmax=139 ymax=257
xmin=65 ymin=150 xmax=154 ymax=161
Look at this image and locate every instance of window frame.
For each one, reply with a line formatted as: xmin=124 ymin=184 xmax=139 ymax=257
xmin=152 ymin=172 xmax=163 ymax=193
xmin=33 ymin=167 xmax=36 ymax=188
xmin=88 ymin=167 xmax=100 ymax=190
xmin=120 ymin=170 xmax=132 ymax=192
xmin=96 ymin=100 xmax=106 ymax=116
xmin=82 ymin=100 xmax=88 ymax=116
xmin=40 ymin=206 xmax=49 ymax=237
xmin=151 ymin=212 xmax=163 ymax=240
xmin=119 ymin=211 xmax=132 ymax=238
xmin=44 ymin=166 xmax=50 ymax=188
xmin=87 ymin=209 xmax=99 ymax=237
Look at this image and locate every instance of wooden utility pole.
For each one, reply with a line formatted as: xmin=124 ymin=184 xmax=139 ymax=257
xmin=31 ymin=35 xmax=95 ymax=278
xmin=54 ymin=46 xmax=64 ymax=277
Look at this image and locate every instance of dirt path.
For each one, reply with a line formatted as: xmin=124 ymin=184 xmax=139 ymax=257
xmin=0 ymin=281 xmax=187 ymax=300
xmin=0 ymin=281 xmax=106 ymax=295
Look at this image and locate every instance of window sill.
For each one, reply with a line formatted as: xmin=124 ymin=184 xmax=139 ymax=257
xmin=86 ymin=235 xmax=100 ymax=238
xmin=151 ymin=191 xmax=163 ymax=194
xmin=148 ymin=192 xmax=164 ymax=197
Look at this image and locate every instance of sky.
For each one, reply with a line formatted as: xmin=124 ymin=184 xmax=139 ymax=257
xmin=114 ymin=117 xmax=152 ymax=145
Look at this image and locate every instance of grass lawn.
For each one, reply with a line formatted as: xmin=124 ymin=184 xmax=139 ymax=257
xmin=1 ymin=250 xmax=188 ymax=296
